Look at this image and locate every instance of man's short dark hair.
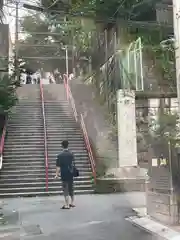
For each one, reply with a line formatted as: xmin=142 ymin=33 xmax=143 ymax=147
xmin=62 ymin=140 xmax=69 ymax=149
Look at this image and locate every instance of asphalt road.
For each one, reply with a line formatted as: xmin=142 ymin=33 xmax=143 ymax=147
xmin=0 ymin=193 xmax=162 ymax=240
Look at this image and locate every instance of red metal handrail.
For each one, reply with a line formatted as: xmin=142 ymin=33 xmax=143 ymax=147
xmin=63 ymin=74 xmax=78 ymax=122
xmin=63 ymin=75 xmax=96 ymax=182
xmin=80 ymin=114 xmax=96 ymax=182
xmin=0 ymin=124 xmax=7 ymax=170
xmin=40 ymin=80 xmax=49 ymax=191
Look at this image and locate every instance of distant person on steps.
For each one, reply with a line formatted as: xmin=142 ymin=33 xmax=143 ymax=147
xmin=26 ymin=74 xmax=32 ymax=84
xmin=55 ymin=140 xmax=76 ymax=209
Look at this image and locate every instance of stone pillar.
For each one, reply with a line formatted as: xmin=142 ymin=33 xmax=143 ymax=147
xmin=117 ymin=89 xmax=137 ymax=167
xmin=106 ymin=89 xmax=146 ymax=191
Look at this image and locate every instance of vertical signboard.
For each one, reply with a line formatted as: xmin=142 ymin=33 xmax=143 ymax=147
xmin=117 ymin=89 xmax=137 ymax=167
xmin=0 ymin=24 xmax=9 ymax=71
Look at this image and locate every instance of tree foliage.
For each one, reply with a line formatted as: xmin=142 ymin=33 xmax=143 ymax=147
xmin=18 ymin=12 xmax=93 ymax=72
xmin=41 ymin=0 xmax=157 ymax=21
xmin=0 ymin=74 xmax=18 ymax=113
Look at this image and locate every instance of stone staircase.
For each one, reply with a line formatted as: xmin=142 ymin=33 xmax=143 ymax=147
xmin=0 ymin=85 xmax=46 ymax=197
xmin=0 ymin=84 xmax=93 ymax=197
xmin=43 ymin=84 xmax=93 ymax=194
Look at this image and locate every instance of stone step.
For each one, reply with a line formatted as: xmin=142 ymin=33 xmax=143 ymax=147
xmin=48 ymin=154 xmax=88 ymax=158
xmin=47 ymin=145 xmax=86 ymax=149
xmin=44 ymin=111 xmax=72 ymax=114
xmin=47 ymin=156 xmax=89 ymax=161
xmin=44 ymin=114 xmax=74 ymax=117
xmin=0 ymin=181 xmax=92 ymax=193
xmin=46 ymin=126 xmax=79 ymax=130
xmin=0 ymin=167 xmax=91 ymax=173
xmin=3 ymin=156 xmax=88 ymax=163
xmin=0 ymin=180 xmax=91 ymax=188
xmin=7 ymin=129 xmax=44 ymax=133
xmin=4 ymin=144 xmax=44 ymax=149
xmin=8 ymin=131 xmax=81 ymax=135
xmin=12 ymin=107 xmax=42 ymax=109
xmin=9 ymin=113 xmax=42 ymax=116
xmin=0 ymin=185 xmax=93 ymax=195
xmin=7 ymin=123 xmax=43 ymax=124
xmin=0 ymin=171 xmax=91 ymax=179
xmin=46 ymin=125 xmax=78 ymax=128
xmin=0 ymin=176 xmax=91 ymax=183
xmin=46 ymin=139 xmax=85 ymax=143
xmin=3 ymin=165 xmax=90 ymax=171
xmin=47 ymin=150 xmax=87 ymax=154
xmin=10 ymin=116 xmax=42 ymax=119
xmin=14 ymin=105 xmax=42 ymax=107
xmin=3 ymin=155 xmax=89 ymax=161
xmin=10 ymin=110 xmax=42 ymax=113
xmin=4 ymin=140 xmax=44 ymax=145
xmin=7 ymin=135 xmax=44 ymax=139
xmin=7 ymin=125 xmax=43 ymax=128
xmin=7 ymin=126 xmax=44 ymax=129
xmin=3 ymin=164 xmax=90 ymax=169
xmin=47 ymin=136 xmax=84 ymax=140
xmin=0 ymin=189 xmax=94 ymax=198
xmin=45 ymin=119 xmax=75 ymax=122
xmin=3 ymin=146 xmax=45 ymax=151
xmin=8 ymin=121 xmax=43 ymax=124
xmin=3 ymin=154 xmax=44 ymax=159
xmin=6 ymin=136 xmax=44 ymax=140
xmin=7 ymin=123 xmax=43 ymax=126
xmin=4 ymin=149 xmax=87 ymax=155
xmin=44 ymin=101 xmax=68 ymax=104
xmin=47 ymin=142 xmax=85 ymax=146
xmin=46 ymin=131 xmax=82 ymax=134
xmin=1 ymin=166 xmax=90 ymax=173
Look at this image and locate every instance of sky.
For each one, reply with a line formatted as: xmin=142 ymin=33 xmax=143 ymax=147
xmin=3 ymin=0 xmax=40 ymax=42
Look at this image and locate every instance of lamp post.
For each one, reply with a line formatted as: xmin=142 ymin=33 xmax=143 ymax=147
xmin=65 ymin=45 xmax=69 ymax=78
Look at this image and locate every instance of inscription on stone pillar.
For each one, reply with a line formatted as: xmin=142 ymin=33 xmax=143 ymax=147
xmin=117 ymin=89 xmax=137 ymax=167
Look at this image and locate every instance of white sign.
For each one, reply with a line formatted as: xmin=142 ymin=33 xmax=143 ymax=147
xmin=117 ymin=89 xmax=137 ymax=167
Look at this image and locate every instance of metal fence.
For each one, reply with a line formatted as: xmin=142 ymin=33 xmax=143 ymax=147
xmin=85 ymin=29 xmax=144 ymax=125
xmin=135 ymin=97 xmax=178 ymax=165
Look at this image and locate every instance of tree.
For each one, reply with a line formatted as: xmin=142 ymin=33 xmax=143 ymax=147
xmin=18 ymin=12 xmax=94 ymax=73
xmin=18 ymin=14 xmax=56 ymax=72
xmin=0 ymin=73 xmax=20 ymax=134
xmin=41 ymin=0 xmax=158 ymax=21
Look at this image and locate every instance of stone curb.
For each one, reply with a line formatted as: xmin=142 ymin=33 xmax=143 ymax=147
xmin=126 ymin=215 xmax=180 ymax=240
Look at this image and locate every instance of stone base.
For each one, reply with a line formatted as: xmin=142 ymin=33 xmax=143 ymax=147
xmin=95 ymin=178 xmax=146 ymax=193
xmin=95 ymin=167 xmax=147 ymax=194
xmin=147 ymin=191 xmax=180 ymax=225
xmin=106 ymin=166 xmax=147 ymax=179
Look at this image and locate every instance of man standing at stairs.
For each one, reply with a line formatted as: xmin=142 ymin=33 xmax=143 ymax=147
xmin=55 ymin=140 xmax=75 ymax=209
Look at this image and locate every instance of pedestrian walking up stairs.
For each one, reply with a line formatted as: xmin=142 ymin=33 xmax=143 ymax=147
xmin=43 ymin=84 xmax=94 ymax=194
xmin=0 ymin=85 xmax=47 ymax=197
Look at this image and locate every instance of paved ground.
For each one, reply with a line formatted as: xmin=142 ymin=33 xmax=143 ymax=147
xmin=0 ymin=193 xmax=162 ymax=239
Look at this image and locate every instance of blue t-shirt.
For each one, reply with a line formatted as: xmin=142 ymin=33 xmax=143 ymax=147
xmin=56 ymin=150 xmax=74 ymax=181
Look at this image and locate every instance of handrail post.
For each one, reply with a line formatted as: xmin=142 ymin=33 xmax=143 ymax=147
xmin=40 ymin=80 xmax=49 ymax=191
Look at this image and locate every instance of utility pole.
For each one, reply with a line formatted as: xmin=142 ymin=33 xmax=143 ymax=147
xmin=72 ymin=33 xmax=75 ymax=76
xmin=65 ymin=46 xmax=69 ymax=77
xmin=64 ymin=17 xmax=69 ymax=78
xmin=173 ymin=0 xmax=180 ymax=113
xmin=15 ymin=1 xmax=19 ymax=81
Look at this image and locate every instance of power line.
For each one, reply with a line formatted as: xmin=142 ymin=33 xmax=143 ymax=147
xmin=47 ymin=0 xmax=61 ymax=10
